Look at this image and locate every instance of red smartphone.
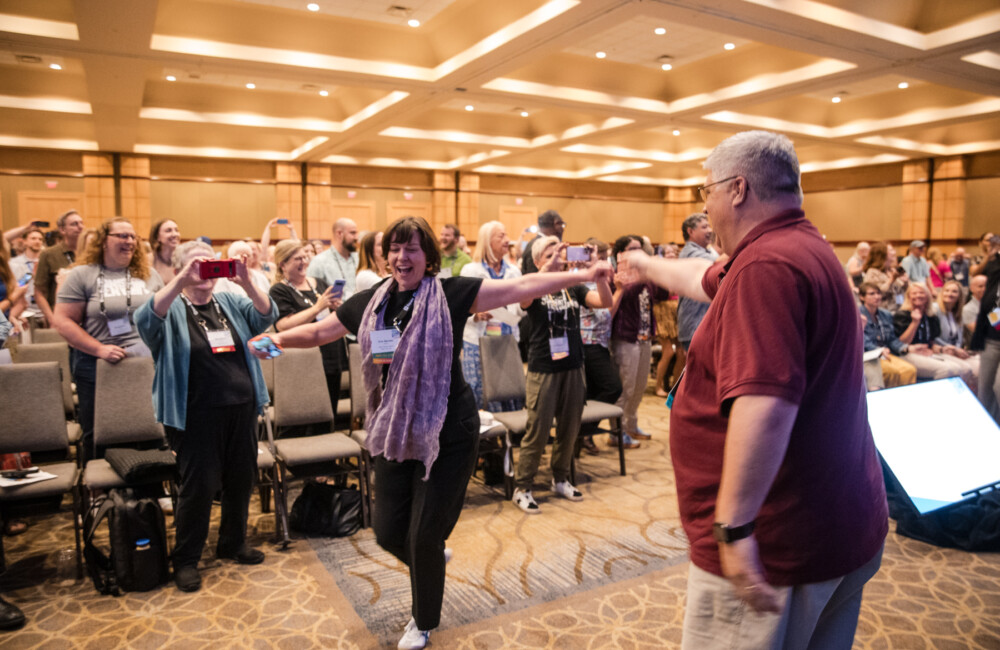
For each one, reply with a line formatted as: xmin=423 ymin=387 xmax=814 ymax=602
xmin=199 ymin=259 xmax=237 ymax=279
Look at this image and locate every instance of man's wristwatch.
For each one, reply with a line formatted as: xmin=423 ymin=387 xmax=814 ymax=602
xmin=712 ymin=520 xmax=756 ymax=544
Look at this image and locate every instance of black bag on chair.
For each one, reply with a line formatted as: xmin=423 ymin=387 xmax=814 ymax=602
xmin=289 ymin=481 xmax=362 ymax=537
xmin=104 ymin=448 xmax=177 ymax=484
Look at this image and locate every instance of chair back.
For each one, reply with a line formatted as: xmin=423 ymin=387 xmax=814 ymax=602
xmin=0 ymin=362 xmax=69 ymax=454
xmin=14 ymin=342 xmax=74 ymax=418
xmin=347 ymin=343 xmax=367 ymax=422
xmin=31 ymin=328 xmax=66 ymax=345
xmin=94 ymin=357 xmax=164 ymax=447
xmin=273 ymin=347 xmax=334 ymax=427
xmin=479 ymin=335 xmax=526 ymax=405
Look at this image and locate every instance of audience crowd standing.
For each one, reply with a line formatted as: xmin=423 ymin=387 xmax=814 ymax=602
xmin=3 ymin=131 xmax=998 ymax=646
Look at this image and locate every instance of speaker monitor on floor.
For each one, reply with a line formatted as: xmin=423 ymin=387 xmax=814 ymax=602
xmin=867 ymin=377 xmax=1000 ymax=551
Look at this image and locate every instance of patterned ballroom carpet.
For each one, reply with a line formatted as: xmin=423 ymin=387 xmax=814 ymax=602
xmin=1 ymin=388 xmax=999 ymax=648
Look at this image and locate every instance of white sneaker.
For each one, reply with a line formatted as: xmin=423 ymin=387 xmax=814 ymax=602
xmin=551 ymin=479 xmax=584 ymax=501
xmin=512 ymin=488 xmax=541 ymax=514
xmin=398 ymin=618 xmax=430 ymax=650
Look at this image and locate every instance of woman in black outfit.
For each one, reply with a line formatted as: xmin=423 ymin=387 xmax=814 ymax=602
xmin=249 ymin=216 xmax=611 ymax=650
xmin=268 ymin=239 xmax=342 ymax=423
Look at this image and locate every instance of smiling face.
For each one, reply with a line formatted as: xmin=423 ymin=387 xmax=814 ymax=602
xmin=908 ymin=285 xmax=929 ymax=310
xmin=157 ymin=220 xmax=180 ymax=250
xmin=24 ymin=230 xmax=45 ymax=254
xmin=687 ymin=218 xmax=713 ymax=248
xmin=280 ymin=247 xmax=310 ymax=283
xmin=103 ymin=221 xmax=137 ymax=269
xmin=388 ymin=232 xmax=428 ymax=291
xmin=940 ymin=282 xmax=961 ymax=309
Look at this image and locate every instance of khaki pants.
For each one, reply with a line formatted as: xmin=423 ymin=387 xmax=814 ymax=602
xmin=880 ymin=354 xmax=917 ymax=387
xmin=516 ymin=368 xmax=585 ymax=491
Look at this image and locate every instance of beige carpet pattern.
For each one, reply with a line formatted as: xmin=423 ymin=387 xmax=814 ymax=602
xmin=1 ymin=391 xmax=999 ymax=648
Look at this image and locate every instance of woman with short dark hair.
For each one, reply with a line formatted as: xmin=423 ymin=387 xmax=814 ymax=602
xmin=248 ymin=216 xmax=612 ymax=650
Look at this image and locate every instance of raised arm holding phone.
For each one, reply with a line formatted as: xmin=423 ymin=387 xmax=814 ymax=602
xmin=135 ymin=240 xmax=276 ymax=594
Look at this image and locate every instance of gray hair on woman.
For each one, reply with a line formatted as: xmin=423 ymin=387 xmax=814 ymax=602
xmin=703 ymin=130 xmax=803 ymax=202
xmin=472 ymin=221 xmax=504 ymax=267
xmin=531 ymin=235 xmax=560 ymax=265
xmin=172 ymin=240 xmax=215 ymax=269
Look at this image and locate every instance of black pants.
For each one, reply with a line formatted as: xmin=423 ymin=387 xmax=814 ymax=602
xmin=581 ymin=344 xmax=622 ymax=436
xmin=373 ymin=407 xmax=479 ymax=630
xmin=72 ymin=352 xmax=98 ymax=463
xmin=165 ymin=401 xmax=257 ymax=568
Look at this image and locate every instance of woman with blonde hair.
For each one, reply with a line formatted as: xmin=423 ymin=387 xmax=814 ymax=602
xmin=935 ymin=279 xmax=978 ymax=382
xmin=892 ymin=283 xmax=971 ymax=384
xmin=459 ymin=220 xmax=523 ymax=408
xmin=269 ymin=239 xmax=342 ymax=416
xmin=356 ymin=230 xmax=389 ymax=292
xmin=54 ymin=217 xmax=163 ymax=460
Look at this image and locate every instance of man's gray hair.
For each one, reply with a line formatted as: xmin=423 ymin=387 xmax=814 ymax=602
xmin=56 ymin=210 xmax=80 ymax=229
xmin=681 ymin=212 xmax=708 ymax=242
xmin=172 ymin=240 xmax=215 ymax=269
xmin=703 ymin=131 xmax=802 ymax=202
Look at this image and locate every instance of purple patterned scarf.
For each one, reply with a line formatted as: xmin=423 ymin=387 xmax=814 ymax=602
xmin=358 ymin=275 xmax=452 ymax=479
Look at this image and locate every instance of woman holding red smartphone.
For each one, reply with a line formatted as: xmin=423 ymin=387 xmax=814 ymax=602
xmin=136 ymin=240 xmax=276 ymax=592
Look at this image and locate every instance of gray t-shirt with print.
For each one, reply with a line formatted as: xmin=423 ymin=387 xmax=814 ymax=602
xmin=57 ymin=264 xmax=163 ymax=350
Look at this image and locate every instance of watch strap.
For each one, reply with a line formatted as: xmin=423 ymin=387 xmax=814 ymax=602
xmin=712 ymin=520 xmax=756 ymax=544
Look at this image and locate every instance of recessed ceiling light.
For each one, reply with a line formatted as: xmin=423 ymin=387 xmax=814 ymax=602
xmin=306 ymin=3 xmax=319 ymax=10
xmin=672 ymin=129 xmax=681 ymax=136
xmin=165 ymin=75 xmax=176 ymax=82
xmin=49 ymin=63 xmax=62 ymax=70
xmin=661 ymin=63 xmax=673 ymax=71
xmin=898 ymin=82 xmax=909 ymax=89
xmin=407 ymin=18 xmax=420 ymax=27
xmin=831 ymin=96 xmax=841 ymax=103
xmin=724 ymin=43 xmax=736 ymax=51
xmin=319 ymin=89 xmax=329 ymax=96
xmin=595 ymin=51 xmax=606 ymax=59
xmin=520 ymin=111 xmax=529 ymax=117
xmin=465 ymin=105 xmax=474 ymax=111
xmin=246 ymin=83 xmax=256 ymax=89
xmin=654 ymin=27 xmax=666 ymax=35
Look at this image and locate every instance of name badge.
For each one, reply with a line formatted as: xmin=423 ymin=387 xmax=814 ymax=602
xmin=107 ymin=315 xmax=132 ymax=337
xmin=895 ymin=293 xmax=904 ymax=306
xmin=207 ymin=329 xmax=236 ymax=354
xmin=438 ymin=268 xmax=453 ymax=279
xmin=315 ymin=308 xmax=331 ymax=322
xmin=486 ymin=322 xmax=503 ymax=337
xmin=371 ymin=328 xmax=400 ymax=364
xmin=989 ymin=307 xmax=1000 ymax=331
xmin=549 ymin=336 xmax=569 ymax=360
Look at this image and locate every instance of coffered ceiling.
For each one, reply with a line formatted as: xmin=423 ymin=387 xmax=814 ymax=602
xmin=1 ymin=0 xmax=998 ymax=186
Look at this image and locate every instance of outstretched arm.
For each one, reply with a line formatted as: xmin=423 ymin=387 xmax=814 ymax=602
xmin=472 ymin=262 xmax=613 ymax=314
xmin=619 ymin=252 xmax=713 ymax=303
xmin=247 ymin=312 xmax=348 ymax=358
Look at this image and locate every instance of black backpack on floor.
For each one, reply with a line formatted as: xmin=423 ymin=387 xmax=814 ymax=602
xmin=83 ymin=488 xmax=170 ymax=595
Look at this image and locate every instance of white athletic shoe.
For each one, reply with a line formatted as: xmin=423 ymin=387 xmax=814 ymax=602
xmin=398 ymin=617 xmax=430 ymax=650
xmin=551 ymin=479 xmax=584 ymax=501
xmin=513 ymin=488 xmax=541 ymax=514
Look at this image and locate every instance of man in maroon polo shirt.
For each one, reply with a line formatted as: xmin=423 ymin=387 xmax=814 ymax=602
xmin=624 ymin=130 xmax=887 ymax=649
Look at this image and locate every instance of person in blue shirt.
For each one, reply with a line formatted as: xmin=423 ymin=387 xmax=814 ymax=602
xmin=859 ymin=282 xmax=916 ymax=387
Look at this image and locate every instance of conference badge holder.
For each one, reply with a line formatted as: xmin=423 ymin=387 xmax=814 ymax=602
xmin=106 ymin=315 xmax=133 ymax=337
xmin=371 ymin=328 xmax=400 ymax=364
xmin=207 ymin=329 xmax=236 ymax=354
xmin=549 ymin=335 xmax=569 ymax=361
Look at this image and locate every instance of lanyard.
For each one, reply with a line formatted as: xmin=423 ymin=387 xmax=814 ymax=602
xmin=330 ymin=251 xmax=355 ymax=284
xmin=483 ymin=260 xmax=507 ymax=280
xmin=98 ymin=267 xmax=131 ymax=317
xmin=284 ymin=278 xmax=317 ymax=306
xmin=377 ymin=289 xmax=417 ymax=333
xmin=181 ymin=294 xmax=230 ymax=333
xmin=64 ymin=251 xmax=75 ymax=264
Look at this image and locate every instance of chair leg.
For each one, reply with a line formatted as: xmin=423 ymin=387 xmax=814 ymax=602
xmin=615 ymin=417 xmax=626 ymax=476
xmin=273 ymin=464 xmax=292 ymax=549
xmin=71 ymin=481 xmax=84 ymax=580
